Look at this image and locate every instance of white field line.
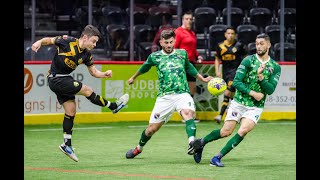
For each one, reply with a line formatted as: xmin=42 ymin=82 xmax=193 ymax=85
xmin=27 ymin=122 xmax=295 ymax=132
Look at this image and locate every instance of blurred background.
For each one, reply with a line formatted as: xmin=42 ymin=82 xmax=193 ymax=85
xmin=24 ymin=0 xmax=296 ymax=62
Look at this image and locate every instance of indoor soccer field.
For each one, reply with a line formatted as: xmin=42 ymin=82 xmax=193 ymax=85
xmin=24 ymin=120 xmax=296 ymax=180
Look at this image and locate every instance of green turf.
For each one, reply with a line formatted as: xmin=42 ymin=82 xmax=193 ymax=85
xmin=24 ymin=120 xmax=296 ymax=180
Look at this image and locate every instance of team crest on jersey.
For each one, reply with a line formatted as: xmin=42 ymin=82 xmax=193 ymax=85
xmin=63 ymin=35 xmax=68 ymax=39
xmin=267 ymin=67 xmax=274 ymax=74
xmin=78 ymin=58 xmax=83 ymax=64
xmin=73 ymin=81 xmax=79 ymax=87
xmin=154 ymin=113 xmax=160 ymax=119
xmin=232 ymin=47 xmax=237 ymax=53
xmin=176 ymin=55 xmax=182 ymax=59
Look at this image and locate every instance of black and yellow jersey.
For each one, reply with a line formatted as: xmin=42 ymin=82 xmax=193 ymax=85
xmin=50 ymin=35 xmax=94 ymax=75
xmin=216 ymin=40 xmax=247 ymax=78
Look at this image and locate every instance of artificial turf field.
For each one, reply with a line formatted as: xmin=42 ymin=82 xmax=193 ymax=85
xmin=24 ymin=120 xmax=296 ymax=180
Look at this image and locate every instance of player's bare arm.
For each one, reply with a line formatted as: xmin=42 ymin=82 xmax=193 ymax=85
xmin=214 ymin=56 xmax=222 ymax=78
xmin=128 ymin=72 xmax=142 ymax=85
xmin=195 ymin=73 xmax=213 ymax=83
xmin=87 ymin=65 xmax=112 ymax=78
xmin=249 ymin=90 xmax=264 ymax=101
xmin=31 ymin=37 xmax=55 ymax=52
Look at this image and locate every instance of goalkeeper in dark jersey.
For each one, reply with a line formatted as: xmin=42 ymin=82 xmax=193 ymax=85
xmin=31 ymin=25 xmax=129 ymax=162
xmin=125 ymin=29 xmax=213 ymax=159
xmin=193 ymin=33 xmax=281 ymax=167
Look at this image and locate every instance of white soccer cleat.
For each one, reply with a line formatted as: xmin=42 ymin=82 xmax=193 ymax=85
xmin=59 ymin=144 xmax=79 ymax=162
xmin=112 ymin=93 xmax=129 ymax=114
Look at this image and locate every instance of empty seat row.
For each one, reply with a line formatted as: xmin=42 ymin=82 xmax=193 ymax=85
xmin=193 ymin=7 xmax=296 ymax=33
xmin=247 ymin=42 xmax=296 ymax=62
xmin=209 ymin=24 xmax=293 ymax=51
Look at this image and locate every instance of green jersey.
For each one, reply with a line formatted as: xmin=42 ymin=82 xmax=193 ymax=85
xmin=233 ymin=54 xmax=281 ymax=108
xmin=138 ymin=49 xmax=198 ymax=97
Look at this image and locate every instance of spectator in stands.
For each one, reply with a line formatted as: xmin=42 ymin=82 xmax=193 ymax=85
xmin=193 ymin=33 xmax=282 ymax=167
xmin=174 ymin=11 xmax=203 ymax=123
xmin=151 ymin=14 xmax=175 ymax=52
xmin=214 ymin=26 xmax=248 ymax=124
xmin=31 ymin=25 xmax=129 ymax=162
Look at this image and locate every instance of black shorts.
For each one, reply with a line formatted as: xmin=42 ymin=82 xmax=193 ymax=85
xmin=48 ymin=76 xmax=83 ymax=105
xmin=223 ymin=73 xmax=236 ymax=92
xmin=186 ymin=61 xmax=196 ymax=82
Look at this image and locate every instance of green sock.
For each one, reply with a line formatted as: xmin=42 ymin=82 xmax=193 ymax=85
xmin=220 ymin=133 xmax=244 ymax=157
xmin=139 ymin=129 xmax=151 ymax=146
xmin=185 ymin=119 xmax=196 ymax=138
xmin=203 ymin=129 xmax=222 ymax=145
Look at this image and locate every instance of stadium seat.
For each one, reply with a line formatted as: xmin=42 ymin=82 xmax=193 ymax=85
xmin=231 ymin=0 xmax=254 ymax=12
xmin=206 ymin=0 xmax=226 ymax=13
xmin=106 ymin=24 xmax=129 ymax=52
xmin=126 ymin=6 xmax=148 ymax=25
xmin=148 ymin=7 xmax=172 ymax=30
xmin=222 ymin=7 xmax=244 ymax=28
xmin=237 ymin=24 xmax=259 ymax=45
xmin=24 ymin=46 xmax=32 ymax=61
xmin=133 ymin=24 xmax=154 ymax=61
xmin=247 ymin=42 xmax=256 ymax=55
xmin=101 ymin=6 xmax=126 ymax=25
xmin=209 ymin=24 xmax=227 ymax=51
xmin=133 ymin=24 xmax=154 ymax=43
xmin=273 ymin=42 xmax=296 ymax=62
xmin=255 ymin=0 xmax=279 ymax=12
xmin=193 ymin=7 xmax=216 ymax=33
xmin=137 ymin=42 xmax=153 ymax=60
xmin=278 ymin=8 xmax=296 ymax=31
xmin=285 ymin=0 xmax=296 ymax=8
xmin=249 ymin=7 xmax=272 ymax=32
xmin=265 ymin=25 xmax=286 ymax=45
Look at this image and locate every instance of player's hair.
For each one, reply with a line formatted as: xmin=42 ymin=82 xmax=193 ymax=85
xmin=160 ymin=29 xmax=176 ymax=40
xmin=256 ymin=33 xmax=270 ymax=42
xmin=226 ymin=26 xmax=237 ymax=34
xmin=81 ymin=25 xmax=101 ymax=39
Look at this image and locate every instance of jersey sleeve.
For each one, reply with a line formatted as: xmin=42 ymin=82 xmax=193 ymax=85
xmin=259 ymin=64 xmax=281 ymax=95
xmin=84 ymin=53 xmax=94 ymax=67
xmin=184 ymin=50 xmax=198 ymax=77
xmin=233 ymin=57 xmax=251 ymax=94
xmin=54 ymin=35 xmax=73 ymax=48
xmin=138 ymin=53 xmax=155 ymax=74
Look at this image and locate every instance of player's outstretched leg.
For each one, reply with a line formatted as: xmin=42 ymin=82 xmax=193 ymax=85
xmin=210 ymin=155 xmax=224 ymax=167
xmin=112 ymin=93 xmax=129 ymax=114
xmin=193 ymin=138 xmax=205 ymax=163
xmin=59 ymin=143 xmax=79 ymax=162
xmin=126 ymin=146 xmax=142 ymax=159
xmin=187 ymin=138 xmax=202 ymax=155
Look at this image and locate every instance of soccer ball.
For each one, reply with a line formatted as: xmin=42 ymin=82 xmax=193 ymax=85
xmin=207 ymin=77 xmax=227 ymax=96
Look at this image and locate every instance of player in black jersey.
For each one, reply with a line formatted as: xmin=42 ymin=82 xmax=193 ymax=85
xmin=31 ymin=25 xmax=129 ymax=162
xmin=214 ymin=26 xmax=247 ymax=124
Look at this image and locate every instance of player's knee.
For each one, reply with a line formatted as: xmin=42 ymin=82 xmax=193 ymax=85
xmin=237 ymin=128 xmax=250 ymax=136
xmin=81 ymin=85 xmax=93 ymax=96
xmin=220 ymin=128 xmax=233 ymax=137
xmin=180 ymin=109 xmax=194 ymax=119
xmin=146 ymin=126 xmax=158 ymax=136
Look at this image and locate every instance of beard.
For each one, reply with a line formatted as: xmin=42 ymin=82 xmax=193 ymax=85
xmin=257 ymin=49 xmax=268 ymax=56
xmin=163 ymin=47 xmax=173 ymax=54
